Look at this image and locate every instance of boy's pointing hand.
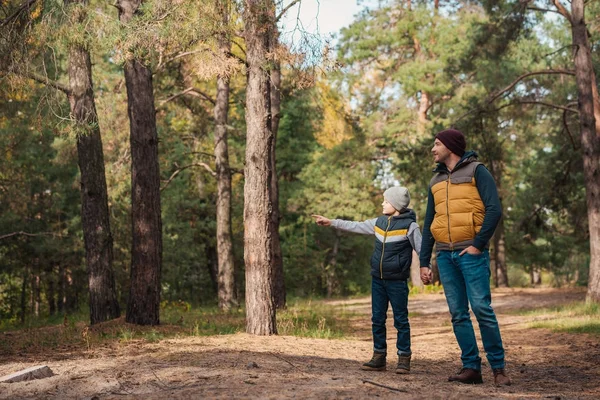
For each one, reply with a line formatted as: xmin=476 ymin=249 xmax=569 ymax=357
xmin=311 ymin=215 xmax=331 ymax=226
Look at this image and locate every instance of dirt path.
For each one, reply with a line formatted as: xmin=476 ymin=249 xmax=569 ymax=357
xmin=1 ymin=288 xmax=599 ymax=399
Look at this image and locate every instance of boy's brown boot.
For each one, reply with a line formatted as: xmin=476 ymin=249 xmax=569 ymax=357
xmin=395 ymin=355 xmax=411 ymax=374
xmin=361 ymin=352 xmax=386 ymax=371
xmin=493 ymin=368 xmax=511 ymax=386
xmin=448 ymin=368 xmax=483 ymax=384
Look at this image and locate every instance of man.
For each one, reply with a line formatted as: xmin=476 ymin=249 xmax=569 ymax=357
xmin=419 ymin=129 xmax=511 ymax=387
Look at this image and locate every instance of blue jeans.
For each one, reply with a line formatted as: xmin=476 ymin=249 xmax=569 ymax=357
xmin=371 ymin=277 xmax=411 ymax=356
xmin=437 ymin=250 xmax=505 ymax=370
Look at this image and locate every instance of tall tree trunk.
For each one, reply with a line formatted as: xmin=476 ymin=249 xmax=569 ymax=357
xmin=269 ymin=27 xmax=285 ymax=309
xmin=67 ymin=0 xmax=121 ymax=324
xmin=243 ymin=0 xmax=277 ymax=335
xmin=119 ymin=0 xmax=163 ymax=325
xmin=214 ymin=0 xmax=237 ymax=311
xmin=46 ymin=264 xmax=56 ymax=316
xmin=570 ymin=0 xmax=600 ymax=303
xmin=489 ymin=159 xmax=509 ymax=287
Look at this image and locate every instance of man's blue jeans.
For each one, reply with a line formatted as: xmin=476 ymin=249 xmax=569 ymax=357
xmin=437 ymin=250 xmax=505 ymax=370
xmin=371 ymin=277 xmax=411 ymax=356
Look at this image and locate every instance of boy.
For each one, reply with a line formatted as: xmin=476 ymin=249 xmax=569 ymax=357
xmin=312 ymin=186 xmax=422 ymax=373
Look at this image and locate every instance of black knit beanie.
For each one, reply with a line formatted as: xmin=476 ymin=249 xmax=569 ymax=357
xmin=435 ymin=129 xmax=466 ymax=157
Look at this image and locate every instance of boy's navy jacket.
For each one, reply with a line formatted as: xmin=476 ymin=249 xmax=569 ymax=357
xmin=331 ymin=209 xmax=422 ymax=280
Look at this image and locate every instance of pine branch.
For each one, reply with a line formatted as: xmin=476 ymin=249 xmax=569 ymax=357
xmin=495 ymin=99 xmax=579 ymax=114
xmin=552 ymin=0 xmax=572 ymax=24
xmin=454 ymin=69 xmax=576 ymax=124
xmin=26 ymin=72 xmax=71 ymax=95
xmin=158 ymin=87 xmax=215 ymax=108
xmin=276 ymin=0 xmax=301 ymax=22
xmin=486 ymin=69 xmax=575 ymax=105
xmin=0 ymin=0 xmax=37 ymax=27
xmin=0 ymin=231 xmax=59 ymax=241
xmin=161 ymin=163 xmax=216 ymax=192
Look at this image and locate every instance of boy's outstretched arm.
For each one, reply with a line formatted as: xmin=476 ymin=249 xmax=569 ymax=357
xmin=312 ymin=215 xmax=331 ymax=226
xmin=312 ymin=215 xmax=377 ymax=235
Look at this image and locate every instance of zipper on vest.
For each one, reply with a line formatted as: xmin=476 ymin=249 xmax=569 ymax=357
xmin=445 ymin=174 xmax=453 ymax=250
xmin=379 ymin=216 xmax=392 ymax=279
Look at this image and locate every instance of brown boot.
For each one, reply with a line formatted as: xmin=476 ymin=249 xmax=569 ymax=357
xmin=493 ymin=368 xmax=511 ymax=386
xmin=395 ymin=355 xmax=411 ymax=374
xmin=361 ymin=352 xmax=386 ymax=371
xmin=448 ymin=368 xmax=483 ymax=384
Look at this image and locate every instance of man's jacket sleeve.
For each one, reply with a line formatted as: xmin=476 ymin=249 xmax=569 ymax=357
xmin=473 ymin=165 xmax=502 ymax=250
xmin=419 ymin=189 xmax=436 ymax=267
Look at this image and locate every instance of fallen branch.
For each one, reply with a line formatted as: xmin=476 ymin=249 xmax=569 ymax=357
xmin=362 ymin=380 xmax=408 ymax=393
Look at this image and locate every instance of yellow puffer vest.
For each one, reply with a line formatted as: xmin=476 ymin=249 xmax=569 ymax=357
xmin=429 ymin=160 xmax=484 ymax=250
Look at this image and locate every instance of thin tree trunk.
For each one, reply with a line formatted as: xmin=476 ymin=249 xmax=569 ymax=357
xmin=492 ymin=215 xmax=509 ymax=287
xmin=67 ymin=0 xmax=121 ymax=324
xmin=46 ymin=264 xmax=56 ymax=316
xmin=32 ymin=273 xmax=40 ymax=317
xmin=243 ymin=0 xmax=277 ymax=335
xmin=570 ymin=0 xmax=600 ymax=303
xmin=57 ymin=263 xmax=65 ymax=313
xmin=214 ymin=0 xmax=237 ymax=311
xmin=20 ymin=267 xmax=27 ymax=324
xmin=417 ymin=90 xmax=429 ymax=136
xmin=325 ymin=230 xmax=341 ymax=297
xmin=530 ymin=266 xmax=541 ymax=286
xmin=269 ymin=28 xmax=285 ymax=309
xmin=119 ymin=0 xmax=163 ymax=325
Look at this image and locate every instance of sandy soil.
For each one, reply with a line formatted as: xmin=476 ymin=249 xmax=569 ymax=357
xmin=1 ymin=287 xmax=599 ymax=399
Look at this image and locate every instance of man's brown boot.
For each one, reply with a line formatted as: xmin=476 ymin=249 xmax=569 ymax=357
xmin=395 ymin=355 xmax=411 ymax=374
xmin=448 ymin=368 xmax=483 ymax=384
xmin=361 ymin=352 xmax=386 ymax=371
xmin=493 ymin=368 xmax=511 ymax=386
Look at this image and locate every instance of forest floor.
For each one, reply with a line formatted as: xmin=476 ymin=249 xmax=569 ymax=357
xmin=1 ymin=287 xmax=599 ymax=399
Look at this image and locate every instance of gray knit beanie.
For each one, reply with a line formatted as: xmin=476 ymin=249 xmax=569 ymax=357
xmin=383 ymin=186 xmax=410 ymax=212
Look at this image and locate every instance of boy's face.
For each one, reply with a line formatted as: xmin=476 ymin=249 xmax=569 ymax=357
xmin=382 ymin=199 xmax=398 ymax=215
xmin=432 ymin=138 xmax=452 ymax=164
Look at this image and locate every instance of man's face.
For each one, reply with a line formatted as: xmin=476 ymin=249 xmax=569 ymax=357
xmin=382 ymin=199 xmax=397 ymax=215
xmin=432 ymin=138 xmax=452 ymax=164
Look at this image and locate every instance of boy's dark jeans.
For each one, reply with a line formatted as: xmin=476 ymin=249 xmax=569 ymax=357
xmin=371 ymin=277 xmax=411 ymax=356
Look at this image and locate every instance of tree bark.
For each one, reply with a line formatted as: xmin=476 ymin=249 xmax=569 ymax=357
xmin=45 ymin=264 xmax=56 ymax=316
xmin=57 ymin=263 xmax=65 ymax=313
xmin=243 ymin=0 xmax=277 ymax=335
xmin=325 ymin=230 xmax=341 ymax=298
xmin=20 ymin=267 xmax=27 ymax=324
xmin=119 ymin=0 xmax=163 ymax=325
xmin=569 ymin=0 xmax=600 ymax=303
xmin=269 ymin=26 xmax=285 ymax=309
xmin=66 ymin=0 xmax=121 ymax=324
xmin=214 ymin=0 xmax=237 ymax=311
xmin=492 ymin=216 xmax=509 ymax=287
xmin=531 ymin=266 xmax=541 ymax=286
xmin=32 ymin=273 xmax=40 ymax=317
xmin=489 ymin=159 xmax=509 ymax=287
